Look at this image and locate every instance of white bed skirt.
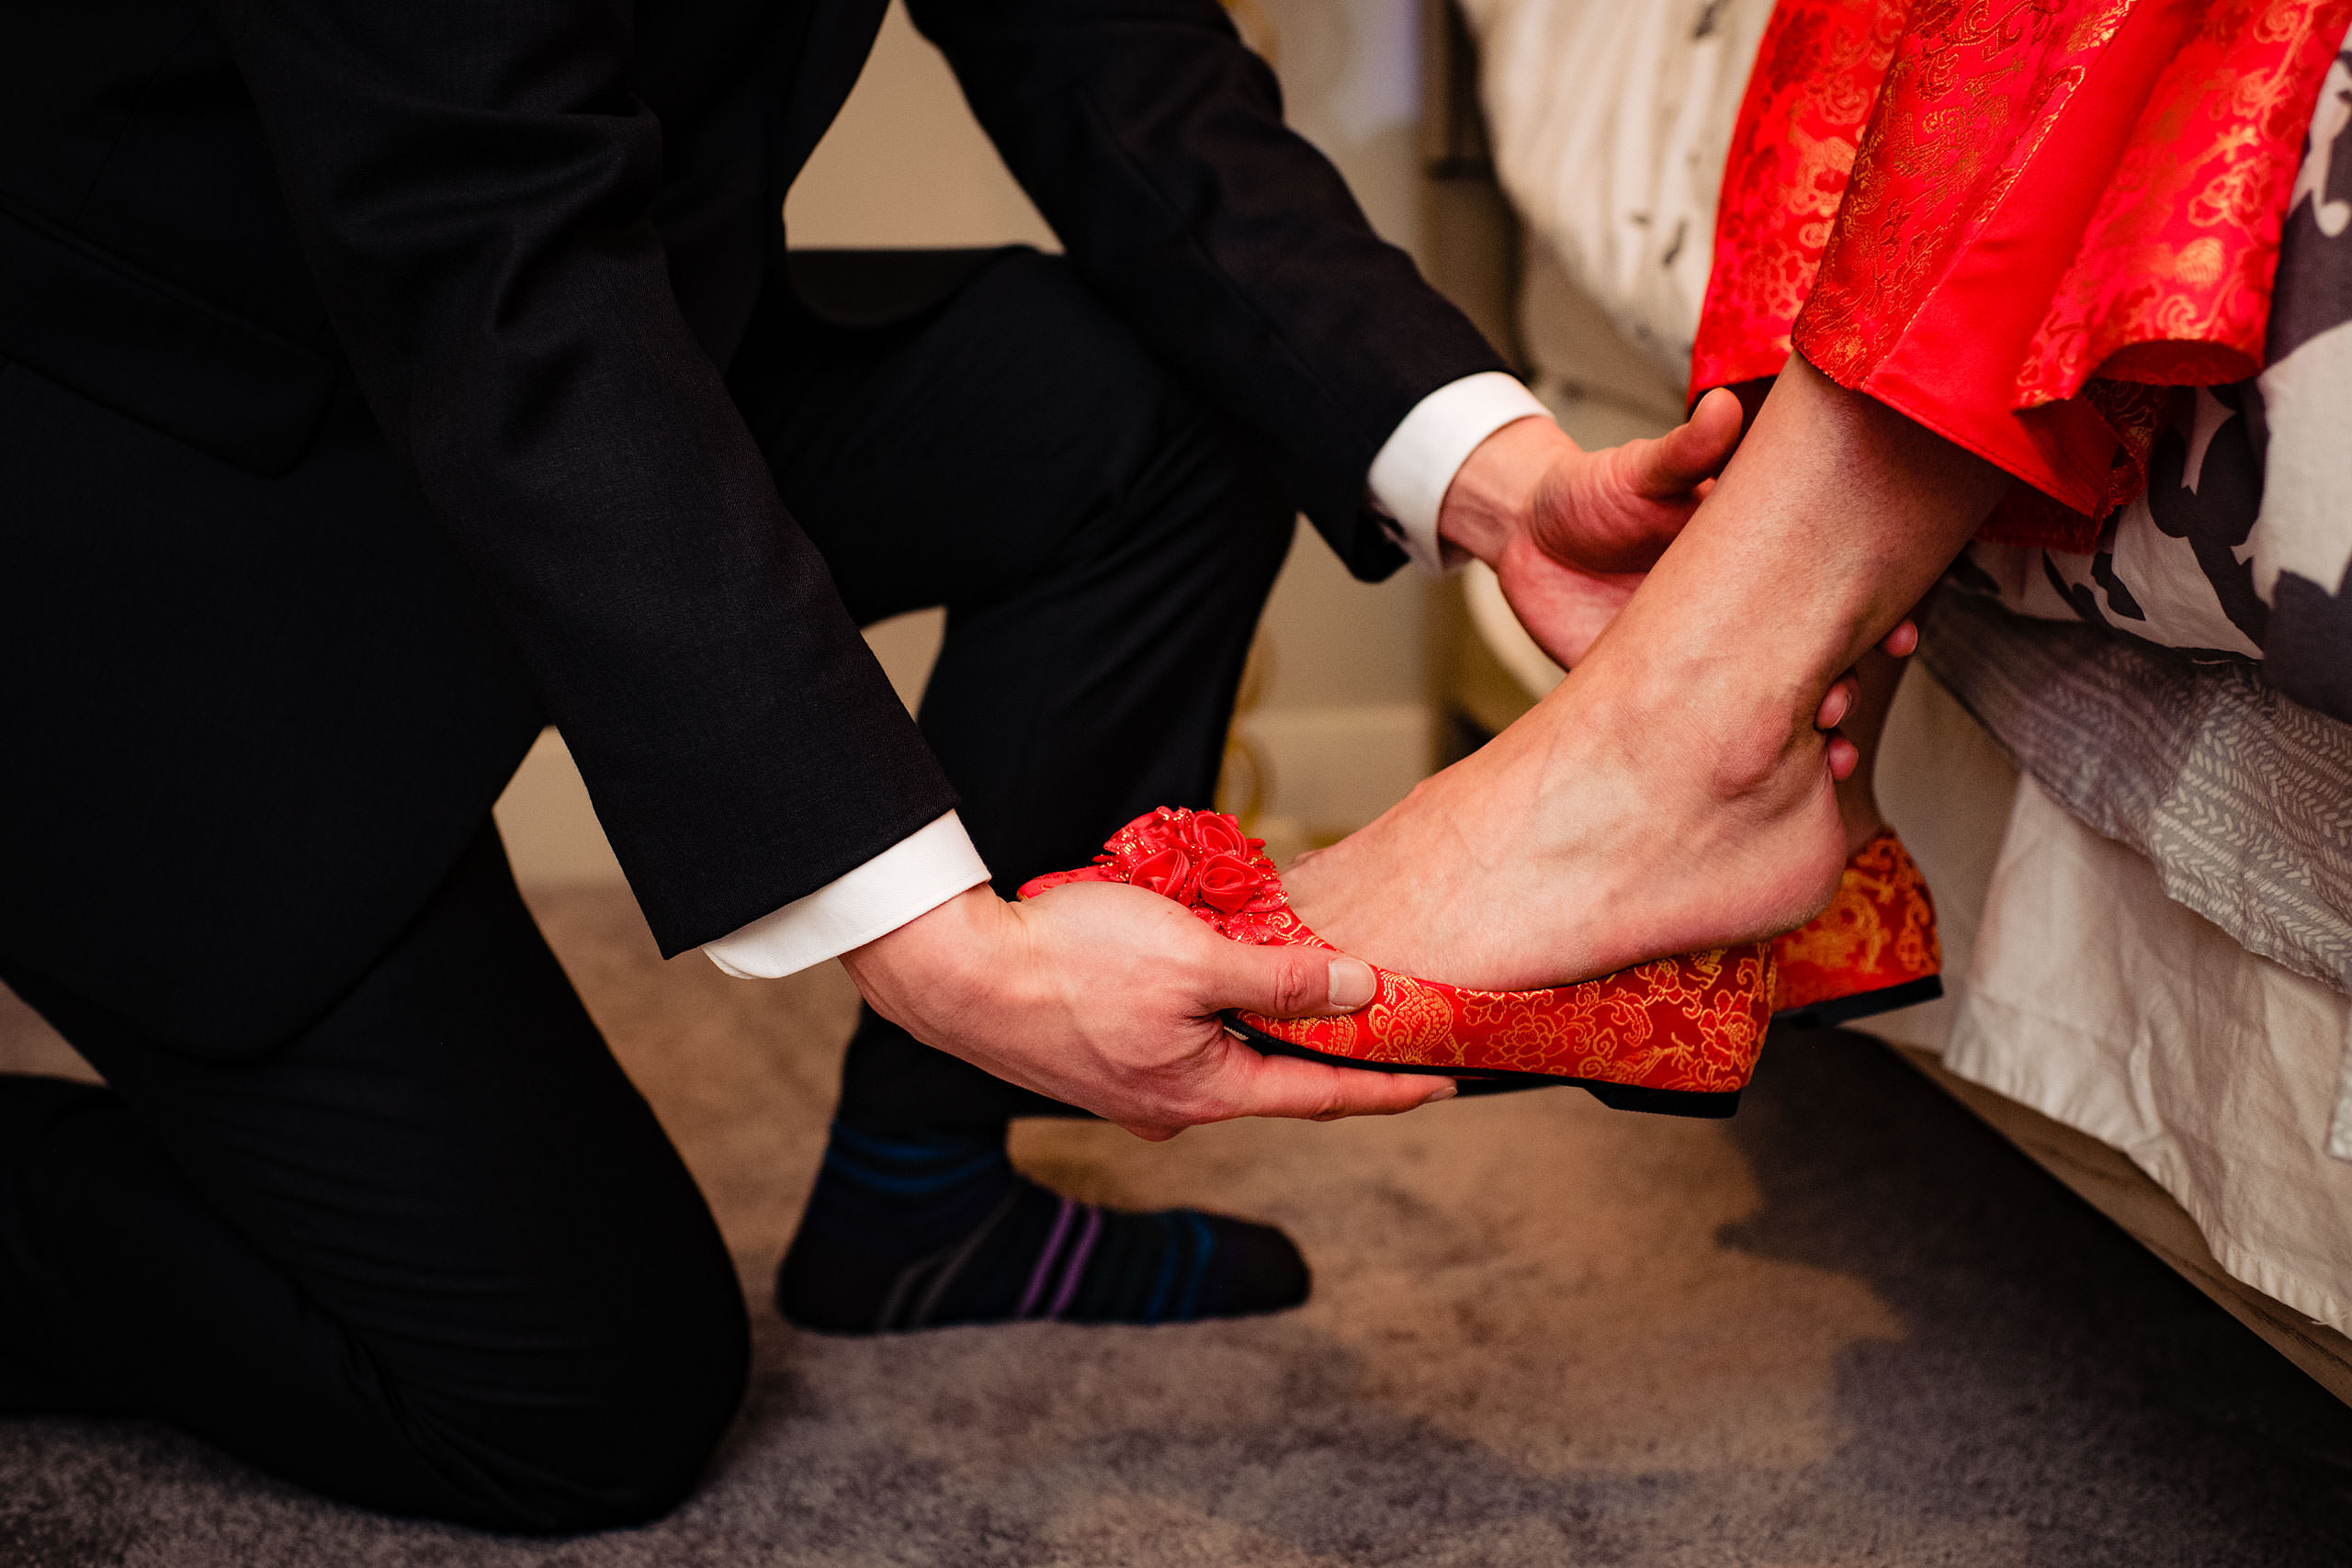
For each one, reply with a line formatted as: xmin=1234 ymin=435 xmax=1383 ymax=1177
xmin=1871 ymin=671 xmax=2352 ymax=1337
xmin=1944 ymin=781 xmax=2352 ymax=1336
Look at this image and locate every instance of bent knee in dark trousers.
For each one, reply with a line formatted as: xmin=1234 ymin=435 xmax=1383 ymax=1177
xmin=0 ymin=829 xmax=747 ymax=1532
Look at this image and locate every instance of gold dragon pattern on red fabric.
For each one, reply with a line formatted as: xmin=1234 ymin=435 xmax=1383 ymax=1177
xmin=1019 ymin=808 xmax=1773 ymax=1095
xmin=2019 ymin=0 xmax=2350 ymax=400
xmin=1692 ymin=0 xmax=2352 ymax=553
xmin=1690 ymin=0 xmax=1907 ymax=398
xmin=1769 ymin=829 xmax=1942 ymax=1016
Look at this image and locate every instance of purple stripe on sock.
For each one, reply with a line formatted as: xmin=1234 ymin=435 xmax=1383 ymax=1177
xmin=1014 ymin=1196 xmax=1077 ymax=1320
xmin=1046 ymin=1205 xmax=1103 ymax=1320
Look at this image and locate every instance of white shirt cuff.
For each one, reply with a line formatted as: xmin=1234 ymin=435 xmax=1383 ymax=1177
xmin=702 ymin=811 xmax=991 ymax=980
xmin=1366 ymin=371 xmax=1555 ymax=574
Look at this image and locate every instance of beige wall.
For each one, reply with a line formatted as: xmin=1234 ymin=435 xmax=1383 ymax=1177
xmin=782 ymin=3 xmax=1056 ymax=251
xmin=500 ymin=0 xmax=1446 ymax=882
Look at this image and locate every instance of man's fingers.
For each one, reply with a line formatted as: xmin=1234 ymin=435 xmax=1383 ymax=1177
xmin=1881 ymin=618 xmax=1920 ymax=657
xmin=1218 ymin=1048 xmax=1456 ymax=1122
xmin=1816 ymin=675 xmax=1858 ymax=731
xmin=1191 ymin=947 xmax=1455 ymax=1124
xmin=1208 ymin=942 xmax=1377 ymax=1019
xmin=1635 ymin=386 xmax=1744 ymax=498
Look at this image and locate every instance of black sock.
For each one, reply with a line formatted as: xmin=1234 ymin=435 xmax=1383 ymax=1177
xmin=775 ymin=1120 xmax=1309 ymax=1333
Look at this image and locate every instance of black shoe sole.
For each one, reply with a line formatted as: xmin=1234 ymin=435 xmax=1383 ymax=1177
xmin=1223 ymin=1015 xmax=1743 ymax=1119
xmin=1769 ymin=973 xmax=1942 ymax=1032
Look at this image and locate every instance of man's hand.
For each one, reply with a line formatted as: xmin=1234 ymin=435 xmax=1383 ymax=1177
xmin=841 ymin=881 xmax=1455 ymax=1141
xmin=1437 ymin=389 xmax=1746 ymax=668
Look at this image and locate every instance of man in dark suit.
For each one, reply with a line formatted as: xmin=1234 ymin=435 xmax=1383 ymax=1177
xmin=0 ymin=0 xmax=1730 ymax=1531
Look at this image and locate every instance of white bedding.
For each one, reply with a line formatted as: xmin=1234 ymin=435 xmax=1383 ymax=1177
xmin=1946 ymin=778 xmax=2352 ymax=1335
xmin=1457 ymin=0 xmax=1770 ymax=388
xmin=1871 ymin=673 xmax=2352 ymax=1337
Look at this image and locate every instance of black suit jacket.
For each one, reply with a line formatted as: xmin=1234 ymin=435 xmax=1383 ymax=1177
xmin=0 ymin=0 xmax=1500 ymax=1038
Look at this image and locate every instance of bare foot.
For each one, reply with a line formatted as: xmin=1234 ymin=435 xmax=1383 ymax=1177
xmin=1278 ymin=625 xmax=1918 ymax=990
xmin=1280 ymin=652 xmax=1849 ymax=992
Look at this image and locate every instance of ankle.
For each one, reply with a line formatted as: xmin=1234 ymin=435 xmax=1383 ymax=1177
xmin=1577 ymin=656 xmax=1825 ymax=820
xmin=1836 ymin=790 xmax=1889 ymax=857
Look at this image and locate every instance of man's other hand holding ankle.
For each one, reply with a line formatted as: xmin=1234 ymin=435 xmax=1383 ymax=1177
xmin=841 ymin=884 xmax=1453 ymax=1142
xmin=1436 ymin=389 xmax=1747 ymax=669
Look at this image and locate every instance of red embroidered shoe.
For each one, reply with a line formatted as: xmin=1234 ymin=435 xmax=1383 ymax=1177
xmin=1769 ymin=829 xmax=1942 ymax=1029
xmin=1019 ymin=808 xmax=1773 ymax=1119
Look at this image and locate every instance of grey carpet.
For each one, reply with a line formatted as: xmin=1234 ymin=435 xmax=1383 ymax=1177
xmin=4 ymin=884 xmax=2350 ymax=1567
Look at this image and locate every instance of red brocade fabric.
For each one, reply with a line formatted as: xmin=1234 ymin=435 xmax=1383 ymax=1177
xmin=1019 ymin=809 xmax=1773 ymax=1094
xmin=1768 ymin=829 xmax=1941 ymax=1016
xmin=1692 ymin=0 xmax=2352 ymax=550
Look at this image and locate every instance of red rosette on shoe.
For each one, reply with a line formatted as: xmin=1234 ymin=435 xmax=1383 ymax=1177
xmin=1018 ymin=808 xmax=1774 ymax=1118
xmin=1769 ymin=829 xmax=1942 ymax=1030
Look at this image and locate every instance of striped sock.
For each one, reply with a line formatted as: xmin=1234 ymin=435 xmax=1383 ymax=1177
xmin=775 ymin=1121 xmax=1309 ymax=1333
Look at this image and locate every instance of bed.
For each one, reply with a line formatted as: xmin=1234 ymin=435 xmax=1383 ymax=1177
xmin=1428 ymin=0 xmax=2352 ymax=1397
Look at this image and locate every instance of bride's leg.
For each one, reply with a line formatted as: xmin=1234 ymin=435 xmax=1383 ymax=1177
xmin=1283 ymin=356 xmax=2006 ymax=990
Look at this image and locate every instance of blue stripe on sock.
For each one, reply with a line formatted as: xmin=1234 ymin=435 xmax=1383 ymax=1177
xmin=821 ymin=1147 xmax=1005 ymax=1197
xmin=1142 ymin=1212 xmax=1182 ymax=1325
xmin=820 ymin=1122 xmax=1007 ymax=1196
xmin=828 ymin=1122 xmax=992 ymax=1163
xmin=1173 ymin=1213 xmax=1215 ymax=1321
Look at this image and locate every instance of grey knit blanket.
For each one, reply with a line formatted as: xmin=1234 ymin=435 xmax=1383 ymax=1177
xmin=1921 ymin=591 xmax=2352 ymax=998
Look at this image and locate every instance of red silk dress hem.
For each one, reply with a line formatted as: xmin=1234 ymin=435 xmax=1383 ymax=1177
xmin=1694 ymin=0 xmax=2352 ymax=550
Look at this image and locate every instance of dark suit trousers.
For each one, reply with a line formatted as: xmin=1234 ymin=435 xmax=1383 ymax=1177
xmin=0 ymin=248 xmax=1293 ymax=1525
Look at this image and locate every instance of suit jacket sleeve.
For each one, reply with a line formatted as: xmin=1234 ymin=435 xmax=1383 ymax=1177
xmin=209 ymin=0 xmax=956 ymax=954
xmin=906 ymin=0 xmax=1510 ymax=581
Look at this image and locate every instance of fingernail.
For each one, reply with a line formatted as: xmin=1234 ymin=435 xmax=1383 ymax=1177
xmin=1421 ymin=1081 xmax=1458 ymax=1104
xmin=1326 ymin=957 xmax=1375 ymax=1010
